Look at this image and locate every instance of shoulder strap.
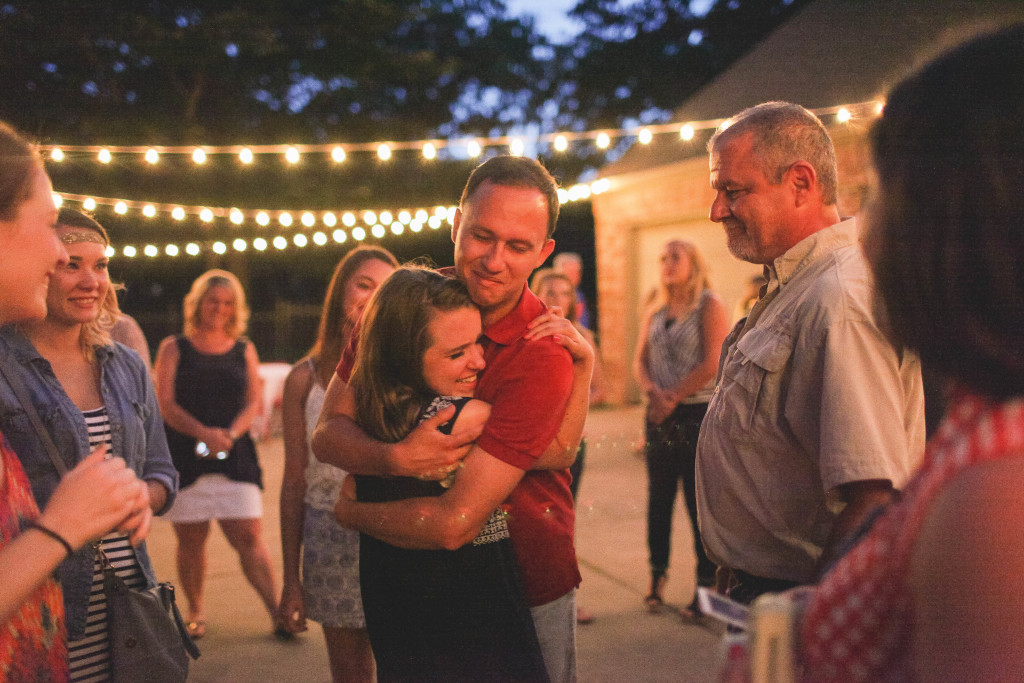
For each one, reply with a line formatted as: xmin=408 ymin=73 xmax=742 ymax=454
xmin=0 ymin=359 xmax=68 ymax=476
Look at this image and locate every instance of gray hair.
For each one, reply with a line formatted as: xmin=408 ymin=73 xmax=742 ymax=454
xmin=708 ymin=101 xmax=838 ymax=205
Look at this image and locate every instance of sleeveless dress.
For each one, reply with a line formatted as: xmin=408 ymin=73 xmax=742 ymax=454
xmin=356 ymin=396 xmax=549 ymax=683
xmin=164 ymin=336 xmax=263 ymax=522
xmin=0 ymin=434 xmax=67 ymax=682
xmin=299 ymin=360 xmax=365 ymax=628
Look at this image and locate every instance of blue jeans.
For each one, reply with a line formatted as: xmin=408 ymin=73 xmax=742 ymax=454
xmin=531 ymin=589 xmax=577 ymax=683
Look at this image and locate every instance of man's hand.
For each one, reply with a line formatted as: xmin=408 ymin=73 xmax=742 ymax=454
xmin=386 ymin=405 xmax=480 ymax=480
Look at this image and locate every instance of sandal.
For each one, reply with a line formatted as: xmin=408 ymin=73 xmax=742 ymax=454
xmin=186 ymin=620 xmax=206 ymax=640
xmin=644 ymin=571 xmax=668 ymax=612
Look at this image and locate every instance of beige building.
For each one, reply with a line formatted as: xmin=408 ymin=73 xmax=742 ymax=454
xmin=591 ymin=0 xmax=1024 ymax=405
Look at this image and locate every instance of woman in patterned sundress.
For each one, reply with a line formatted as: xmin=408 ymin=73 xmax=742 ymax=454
xmin=278 ymin=246 xmax=396 ymax=682
xmin=0 ymin=205 xmax=176 ymax=682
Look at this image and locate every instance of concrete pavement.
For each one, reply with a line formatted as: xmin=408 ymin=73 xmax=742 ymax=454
xmin=145 ymin=404 xmax=725 ymax=682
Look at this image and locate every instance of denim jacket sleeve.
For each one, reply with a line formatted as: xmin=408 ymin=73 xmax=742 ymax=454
xmin=98 ymin=343 xmax=179 ymax=513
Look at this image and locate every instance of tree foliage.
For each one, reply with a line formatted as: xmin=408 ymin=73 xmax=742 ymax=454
xmin=0 ymin=0 xmax=549 ymax=144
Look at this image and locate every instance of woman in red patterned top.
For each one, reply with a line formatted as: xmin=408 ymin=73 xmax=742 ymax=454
xmin=798 ymin=25 xmax=1024 ymax=681
xmin=0 ymin=121 xmax=153 ymax=681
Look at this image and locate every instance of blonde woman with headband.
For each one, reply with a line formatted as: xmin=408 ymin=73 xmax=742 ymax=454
xmin=0 ymin=207 xmax=178 ymax=681
xmin=155 ymin=269 xmax=283 ymax=640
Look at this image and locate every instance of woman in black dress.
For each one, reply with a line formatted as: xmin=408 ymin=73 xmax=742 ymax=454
xmin=344 ymin=267 xmax=549 ymax=683
xmin=154 ymin=269 xmax=282 ymax=640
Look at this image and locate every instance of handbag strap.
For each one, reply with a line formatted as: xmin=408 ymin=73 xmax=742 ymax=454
xmin=0 ymin=356 xmax=68 ymax=476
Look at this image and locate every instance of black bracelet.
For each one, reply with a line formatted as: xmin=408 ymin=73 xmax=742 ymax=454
xmin=27 ymin=521 xmax=74 ymax=558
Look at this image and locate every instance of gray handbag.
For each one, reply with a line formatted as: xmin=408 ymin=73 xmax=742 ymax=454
xmin=99 ymin=543 xmax=200 ymax=683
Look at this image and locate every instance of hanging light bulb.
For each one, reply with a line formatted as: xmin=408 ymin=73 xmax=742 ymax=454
xmin=50 ymin=148 xmax=65 ymax=162
xmin=285 ymin=147 xmax=301 ymax=164
xmin=145 ymin=148 xmax=160 ymax=164
xmin=422 ymin=143 xmax=437 ymax=160
xmin=239 ymin=148 xmax=254 ymax=164
xmin=377 ymin=144 xmax=391 ymax=161
xmin=98 ymin=149 xmax=112 ymax=164
xmin=192 ymin=148 xmax=207 ymax=165
xmin=331 ymin=146 xmax=346 ymax=163
xmin=596 ymin=133 xmax=611 ymax=149
xmin=554 ymin=135 xmax=568 ymax=152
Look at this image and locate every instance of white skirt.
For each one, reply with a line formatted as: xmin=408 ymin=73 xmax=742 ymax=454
xmin=165 ymin=473 xmax=263 ymax=523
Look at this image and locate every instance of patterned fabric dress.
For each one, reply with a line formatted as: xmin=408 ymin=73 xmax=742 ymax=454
xmin=800 ymin=394 xmax=1024 ymax=681
xmin=0 ymin=433 xmax=67 ymax=682
xmin=356 ymin=396 xmax=549 ymax=683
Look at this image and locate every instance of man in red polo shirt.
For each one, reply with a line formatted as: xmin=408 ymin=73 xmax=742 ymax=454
xmin=313 ymin=156 xmax=593 ymax=682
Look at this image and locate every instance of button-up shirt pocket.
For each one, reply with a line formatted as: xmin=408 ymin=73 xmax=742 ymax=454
xmin=726 ymin=327 xmax=793 ymax=432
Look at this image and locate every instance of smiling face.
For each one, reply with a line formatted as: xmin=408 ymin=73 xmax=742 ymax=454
xmin=47 ymin=226 xmax=110 ymax=326
xmin=0 ymin=166 xmax=66 ymax=324
xmin=198 ymin=284 xmax=236 ymax=333
xmin=452 ymin=181 xmax=555 ymax=325
xmin=343 ymin=258 xmax=396 ymax=326
xmin=420 ymin=305 xmax=485 ymax=397
xmin=709 ymin=132 xmax=795 ymax=265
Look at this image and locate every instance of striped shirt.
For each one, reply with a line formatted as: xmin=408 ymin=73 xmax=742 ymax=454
xmin=644 ymin=289 xmax=714 ymax=404
xmin=67 ymin=407 xmax=145 ymax=683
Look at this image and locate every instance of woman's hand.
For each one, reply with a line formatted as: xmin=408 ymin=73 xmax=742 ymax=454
xmin=121 ymin=478 xmax=154 ymax=546
xmin=525 ymin=309 xmax=595 ymax=366
xmin=278 ymin=581 xmax=308 ymax=634
xmin=38 ymin=447 xmax=141 ymax=551
xmin=198 ymin=426 xmax=234 ymax=456
xmin=387 ymin=406 xmax=476 ymax=480
xmin=646 ymin=388 xmax=678 ymax=426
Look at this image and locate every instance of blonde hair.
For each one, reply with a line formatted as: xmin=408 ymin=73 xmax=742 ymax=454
xmin=530 ymin=268 xmax=578 ymax=324
xmin=647 ymin=240 xmax=712 ymax=316
xmin=183 ymin=269 xmax=249 ymax=338
xmin=55 ymin=209 xmax=122 ymax=359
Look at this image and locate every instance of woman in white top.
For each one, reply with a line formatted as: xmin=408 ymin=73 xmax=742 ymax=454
xmin=278 ymin=246 xmax=397 ymax=682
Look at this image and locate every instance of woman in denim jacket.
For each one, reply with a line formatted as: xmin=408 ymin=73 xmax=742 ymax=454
xmin=0 ymin=209 xmax=177 ymax=681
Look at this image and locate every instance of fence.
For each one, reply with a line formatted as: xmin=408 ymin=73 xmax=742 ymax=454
xmin=131 ymin=300 xmax=324 ymax=364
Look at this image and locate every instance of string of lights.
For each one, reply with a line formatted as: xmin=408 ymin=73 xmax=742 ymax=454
xmin=48 ymin=99 xmax=881 ymax=260
xmin=41 ymin=100 xmax=882 ymax=164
